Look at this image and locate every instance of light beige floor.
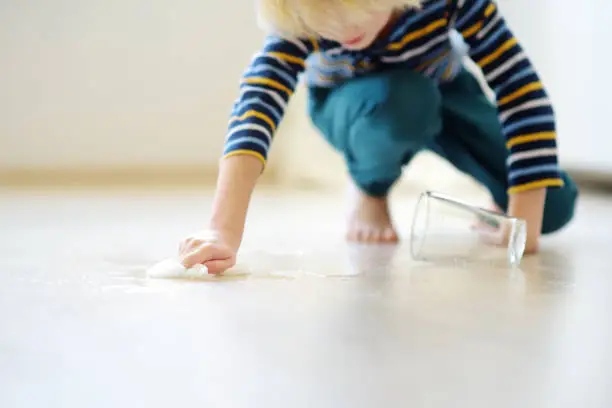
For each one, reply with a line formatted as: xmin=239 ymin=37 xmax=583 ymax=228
xmin=1 ymin=186 xmax=611 ymax=408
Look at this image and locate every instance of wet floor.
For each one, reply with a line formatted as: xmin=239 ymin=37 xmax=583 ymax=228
xmin=1 ymin=187 xmax=611 ymax=407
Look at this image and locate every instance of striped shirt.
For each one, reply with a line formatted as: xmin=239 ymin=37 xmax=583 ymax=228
xmin=225 ymin=0 xmax=563 ymax=194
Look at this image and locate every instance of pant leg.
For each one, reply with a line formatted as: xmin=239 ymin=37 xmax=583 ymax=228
xmin=307 ymin=69 xmax=443 ymax=197
xmin=430 ymin=68 xmax=578 ymax=234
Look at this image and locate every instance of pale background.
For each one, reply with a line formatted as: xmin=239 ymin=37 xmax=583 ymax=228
xmin=3 ymin=2 xmax=612 ymax=406
xmin=1 ymin=0 xmax=608 ymax=190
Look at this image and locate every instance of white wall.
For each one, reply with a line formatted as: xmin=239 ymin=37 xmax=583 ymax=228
xmin=0 ymin=0 xmax=264 ymax=170
xmin=1 ymin=0 xmax=609 ymax=188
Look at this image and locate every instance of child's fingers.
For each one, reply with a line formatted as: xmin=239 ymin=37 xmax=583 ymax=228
xmin=204 ymin=258 xmax=236 ymax=275
xmin=474 ymin=221 xmax=513 ymax=247
xmin=180 ymin=243 xmax=218 ymax=268
xmin=180 ymin=243 xmax=234 ymax=269
xmin=180 ymin=249 xmax=206 ymax=269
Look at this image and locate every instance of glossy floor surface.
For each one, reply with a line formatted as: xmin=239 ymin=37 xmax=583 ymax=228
xmin=1 ymin=187 xmax=611 ymax=407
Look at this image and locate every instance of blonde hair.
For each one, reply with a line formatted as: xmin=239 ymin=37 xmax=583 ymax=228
xmin=256 ymin=0 xmax=422 ymax=38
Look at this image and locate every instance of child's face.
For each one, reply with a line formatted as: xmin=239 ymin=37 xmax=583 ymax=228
xmin=302 ymin=6 xmax=395 ymax=50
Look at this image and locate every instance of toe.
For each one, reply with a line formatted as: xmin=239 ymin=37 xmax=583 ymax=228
xmin=382 ymin=227 xmax=398 ymax=242
xmin=360 ymin=225 xmax=376 ymax=242
xmin=347 ymin=225 xmax=399 ymax=243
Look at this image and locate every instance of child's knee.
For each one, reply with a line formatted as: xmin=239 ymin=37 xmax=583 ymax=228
xmin=308 ymin=70 xmax=444 ymax=197
xmin=345 ymin=70 xmax=443 ymax=144
xmin=542 ymin=175 xmax=579 ymax=234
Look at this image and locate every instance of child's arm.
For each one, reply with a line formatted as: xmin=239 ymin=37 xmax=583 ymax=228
xmin=179 ymin=36 xmax=316 ymax=273
xmin=507 ymin=187 xmax=546 ymax=253
xmin=179 ymin=155 xmax=262 ymax=273
xmin=452 ymin=0 xmax=562 ymax=252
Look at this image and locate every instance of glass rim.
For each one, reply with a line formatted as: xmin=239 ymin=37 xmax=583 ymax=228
xmin=415 ymin=190 xmax=527 ymax=221
xmin=409 ymin=190 xmax=528 ymax=265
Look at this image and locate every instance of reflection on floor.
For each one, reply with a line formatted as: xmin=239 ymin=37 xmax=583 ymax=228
xmin=1 ymin=187 xmax=611 ymax=408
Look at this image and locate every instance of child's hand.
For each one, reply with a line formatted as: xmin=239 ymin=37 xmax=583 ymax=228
xmin=180 ymin=154 xmax=260 ymax=274
xmin=473 ymin=192 xmax=543 ymax=255
xmin=178 ymin=230 xmax=238 ymax=274
xmin=474 ymin=215 xmax=521 ymax=250
xmin=508 ymin=188 xmax=546 ymax=255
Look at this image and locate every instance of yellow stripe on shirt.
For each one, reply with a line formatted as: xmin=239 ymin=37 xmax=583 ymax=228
xmin=223 ymin=149 xmax=267 ymax=167
xmin=229 ymin=110 xmax=276 ymax=131
xmin=266 ymin=52 xmax=306 ymax=68
xmin=507 ymin=178 xmax=564 ymax=194
xmin=461 ymin=21 xmax=483 ymax=39
xmin=477 ymin=37 xmax=517 ymax=68
xmin=242 ymin=77 xmax=293 ymax=96
xmin=416 ymin=50 xmax=449 ymax=72
xmin=387 ymin=18 xmax=448 ymax=51
xmin=462 ymin=4 xmax=495 ymax=40
xmin=498 ymin=82 xmax=543 ymax=106
xmin=506 ymin=132 xmax=556 ymax=149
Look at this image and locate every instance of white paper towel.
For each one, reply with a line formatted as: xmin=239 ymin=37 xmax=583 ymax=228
xmin=146 ymin=258 xmax=209 ymax=279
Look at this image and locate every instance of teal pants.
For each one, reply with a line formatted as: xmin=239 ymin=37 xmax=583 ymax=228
xmin=307 ymin=68 xmax=578 ymax=234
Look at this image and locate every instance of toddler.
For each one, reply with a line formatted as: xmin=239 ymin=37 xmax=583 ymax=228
xmin=179 ymin=0 xmax=578 ymax=273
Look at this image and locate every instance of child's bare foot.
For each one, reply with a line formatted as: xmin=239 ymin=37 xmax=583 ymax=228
xmin=347 ymin=190 xmax=398 ymax=243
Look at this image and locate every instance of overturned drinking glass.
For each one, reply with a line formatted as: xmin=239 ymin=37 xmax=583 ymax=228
xmin=410 ymin=191 xmax=527 ymax=267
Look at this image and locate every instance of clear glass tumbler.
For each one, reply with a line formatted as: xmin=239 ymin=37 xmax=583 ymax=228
xmin=410 ymin=191 xmax=527 ymax=267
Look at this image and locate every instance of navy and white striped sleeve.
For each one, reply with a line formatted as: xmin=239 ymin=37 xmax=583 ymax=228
xmin=223 ymin=35 xmax=317 ymax=167
xmin=452 ymin=0 xmax=564 ymax=193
